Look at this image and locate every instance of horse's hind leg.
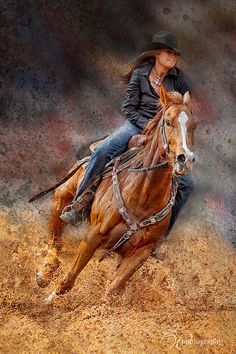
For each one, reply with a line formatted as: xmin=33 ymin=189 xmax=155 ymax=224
xmin=54 ymin=224 xmax=102 ymax=296
xmin=105 ymin=244 xmax=154 ymax=297
xmin=36 ymin=186 xmax=74 ymax=288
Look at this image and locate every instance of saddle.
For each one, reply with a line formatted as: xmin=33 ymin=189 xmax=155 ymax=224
xmin=70 ymin=134 xmax=147 ymax=221
xmin=28 ymin=134 xmax=146 ymax=204
xmin=89 ymin=134 xmax=146 ymax=153
xmin=90 ymin=133 xmax=146 ymax=178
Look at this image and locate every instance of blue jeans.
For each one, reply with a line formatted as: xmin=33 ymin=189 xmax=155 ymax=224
xmin=74 ymin=121 xmax=141 ymax=198
xmin=74 ymin=121 xmax=194 ymax=235
xmin=165 ymin=173 xmax=194 ymax=238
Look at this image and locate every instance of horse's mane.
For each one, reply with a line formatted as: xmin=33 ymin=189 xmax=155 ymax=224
xmin=130 ymin=91 xmax=183 ymax=168
xmin=144 ymin=91 xmax=183 ymax=138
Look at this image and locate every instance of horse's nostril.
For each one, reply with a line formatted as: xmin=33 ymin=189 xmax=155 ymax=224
xmin=177 ymin=154 xmax=186 ymax=163
xmin=192 ymin=157 xmax=195 ymax=163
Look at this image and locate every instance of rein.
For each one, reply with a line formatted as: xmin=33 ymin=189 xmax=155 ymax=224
xmin=159 ymin=102 xmax=173 ymax=152
xmin=128 ymin=161 xmax=169 ymax=173
xmin=28 ymin=157 xmax=90 ymax=203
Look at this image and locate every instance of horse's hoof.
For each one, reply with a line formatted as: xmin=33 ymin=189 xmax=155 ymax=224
xmin=55 ymin=284 xmax=71 ymax=296
xmin=44 ymin=290 xmax=57 ymax=304
xmin=150 ymin=251 xmax=165 ymax=261
xmin=101 ymin=289 xmax=121 ymax=305
xmin=35 ymin=257 xmax=61 ymax=288
xmin=104 ymin=286 xmax=124 ymax=301
xmin=35 ymin=270 xmax=51 ymax=288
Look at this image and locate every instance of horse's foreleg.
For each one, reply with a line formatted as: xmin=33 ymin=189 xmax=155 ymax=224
xmin=105 ymin=243 xmax=154 ymax=296
xmin=46 ymin=169 xmax=85 ymax=251
xmin=48 ymin=188 xmax=74 ymax=251
xmin=36 ymin=187 xmax=74 ymax=288
xmin=55 ymin=224 xmax=102 ymax=295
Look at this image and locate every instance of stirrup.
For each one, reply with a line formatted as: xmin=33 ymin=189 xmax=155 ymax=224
xmin=61 ymin=204 xmax=74 ymax=214
xmin=60 ymin=185 xmax=97 ymax=226
xmin=60 ymin=204 xmax=85 ymax=225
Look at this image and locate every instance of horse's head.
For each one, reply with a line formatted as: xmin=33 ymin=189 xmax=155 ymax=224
xmin=159 ymin=86 xmax=197 ymax=176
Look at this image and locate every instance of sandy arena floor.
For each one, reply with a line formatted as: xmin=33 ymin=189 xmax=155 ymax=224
xmin=0 ymin=205 xmax=235 ymax=353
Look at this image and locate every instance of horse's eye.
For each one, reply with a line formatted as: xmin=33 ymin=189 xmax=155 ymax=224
xmin=166 ymin=120 xmax=171 ymax=127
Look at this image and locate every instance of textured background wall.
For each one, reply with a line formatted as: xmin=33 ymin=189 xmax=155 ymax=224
xmin=1 ymin=1 xmax=236 ymax=352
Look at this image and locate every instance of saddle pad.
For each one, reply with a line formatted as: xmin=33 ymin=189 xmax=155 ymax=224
xmin=101 ymin=147 xmax=141 ymax=179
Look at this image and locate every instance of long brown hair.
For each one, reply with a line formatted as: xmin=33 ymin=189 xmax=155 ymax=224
xmin=121 ymin=50 xmax=160 ymax=85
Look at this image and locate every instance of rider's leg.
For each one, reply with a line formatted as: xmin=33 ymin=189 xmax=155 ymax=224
xmin=165 ymin=173 xmax=195 ymax=238
xmin=60 ymin=121 xmax=141 ymax=225
xmin=151 ymin=173 xmax=194 ymax=258
xmin=74 ymin=121 xmax=141 ymax=198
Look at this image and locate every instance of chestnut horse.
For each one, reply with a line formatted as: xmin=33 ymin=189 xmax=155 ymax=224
xmin=36 ymin=86 xmax=196 ymax=301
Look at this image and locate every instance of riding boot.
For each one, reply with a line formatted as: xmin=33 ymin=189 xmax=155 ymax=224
xmin=60 ymin=186 xmax=97 ymax=226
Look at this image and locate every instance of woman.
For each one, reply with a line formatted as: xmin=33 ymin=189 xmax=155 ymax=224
xmin=60 ymin=31 xmax=194 ymax=237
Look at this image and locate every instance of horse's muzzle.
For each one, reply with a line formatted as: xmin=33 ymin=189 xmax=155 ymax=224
xmin=173 ymin=153 xmax=194 ymax=176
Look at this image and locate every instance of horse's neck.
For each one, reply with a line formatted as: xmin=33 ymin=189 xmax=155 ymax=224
xmin=127 ymin=125 xmax=173 ymax=207
xmin=143 ymin=126 xmax=162 ymax=167
xmin=143 ymin=124 xmax=171 ymax=180
xmin=142 ymin=143 xmax=172 ymax=204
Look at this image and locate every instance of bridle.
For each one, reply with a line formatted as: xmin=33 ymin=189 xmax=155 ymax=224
xmin=128 ymin=102 xmax=174 ymax=173
xmin=159 ymin=103 xmax=173 ymax=152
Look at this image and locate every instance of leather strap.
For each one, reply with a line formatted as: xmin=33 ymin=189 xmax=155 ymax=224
xmin=101 ymin=158 xmax=178 ymax=256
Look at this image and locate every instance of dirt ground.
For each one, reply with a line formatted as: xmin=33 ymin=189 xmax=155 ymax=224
xmin=0 ymin=204 xmax=235 ymax=354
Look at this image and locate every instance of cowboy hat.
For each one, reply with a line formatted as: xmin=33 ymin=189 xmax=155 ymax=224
xmin=145 ymin=31 xmax=181 ymax=53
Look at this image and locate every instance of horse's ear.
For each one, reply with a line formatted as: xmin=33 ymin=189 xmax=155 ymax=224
xmin=183 ymin=91 xmax=191 ymax=106
xmin=159 ymin=85 xmax=172 ymax=108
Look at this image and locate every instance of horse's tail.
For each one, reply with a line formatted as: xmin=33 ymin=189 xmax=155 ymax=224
xmin=28 ymin=156 xmax=91 ymax=203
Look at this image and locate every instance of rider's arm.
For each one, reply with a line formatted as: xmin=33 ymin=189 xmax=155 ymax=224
xmin=175 ymin=69 xmax=191 ymax=95
xmin=121 ymin=69 xmax=149 ymax=130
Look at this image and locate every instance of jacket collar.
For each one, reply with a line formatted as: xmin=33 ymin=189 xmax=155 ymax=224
xmin=139 ymin=63 xmax=178 ymax=76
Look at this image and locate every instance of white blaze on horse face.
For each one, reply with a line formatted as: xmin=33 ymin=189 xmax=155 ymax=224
xmin=178 ymin=111 xmax=194 ymax=158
